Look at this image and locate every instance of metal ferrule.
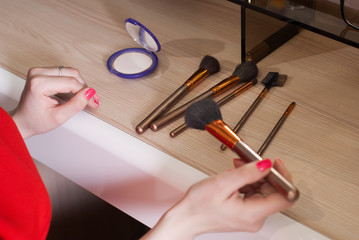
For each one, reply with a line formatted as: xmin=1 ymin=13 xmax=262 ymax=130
xmin=259 ymin=87 xmax=268 ymax=98
xmin=205 ymin=120 xmax=241 ymax=149
xmin=211 ymin=75 xmax=241 ymax=96
xmin=285 ymin=102 xmax=296 ymax=116
xmin=184 ymin=68 xmax=209 ymax=90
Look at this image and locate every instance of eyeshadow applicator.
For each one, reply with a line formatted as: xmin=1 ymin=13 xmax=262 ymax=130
xmin=221 ymin=72 xmax=287 ymax=150
xmin=184 ymin=98 xmax=299 ymax=202
xmin=150 ymin=61 xmax=258 ymax=132
xmin=169 ymin=78 xmax=257 ymax=138
xmin=136 ymin=55 xmax=220 ymax=134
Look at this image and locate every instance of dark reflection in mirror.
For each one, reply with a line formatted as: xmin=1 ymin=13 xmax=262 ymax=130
xmin=230 ymin=0 xmax=359 ymax=63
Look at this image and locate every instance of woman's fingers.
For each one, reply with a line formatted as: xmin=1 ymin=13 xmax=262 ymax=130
xmin=27 ymin=66 xmax=87 ymax=85
xmin=54 ymin=88 xmax=98 ymax=124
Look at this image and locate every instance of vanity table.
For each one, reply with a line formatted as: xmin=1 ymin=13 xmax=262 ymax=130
xmin=0 ymin=0 xmax=358 ymax=239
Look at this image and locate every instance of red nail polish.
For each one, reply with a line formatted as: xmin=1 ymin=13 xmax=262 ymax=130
xmin=277 ymin=158 xmax=284 ymax=166
xmin=85 ymin=88 xmax=96 ymax=100
xmin=257 ymin=159 xmax=272 ymax=172
xmin=93 ymin=93 xmax=100 ymax=108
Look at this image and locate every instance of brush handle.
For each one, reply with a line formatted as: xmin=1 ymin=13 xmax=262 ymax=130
xmin=205 ymin=120 xmax=299 ymax=201
xmin=257 ymin=102 xmax=296 ymax=156
xmin=221 ymin=86 xmax=268 ymax=150
xmin=136 ymin=69 xmax=210 ymax=134
xmin=170 ymin=123 xmax=188 ymax=137
xmin=233 ymin=141 xmax=299 ymax=202
xmin=233 ymin=87 xmax=268 ymax=133
xmin=136 ymin=85 xmax=190 ymax=134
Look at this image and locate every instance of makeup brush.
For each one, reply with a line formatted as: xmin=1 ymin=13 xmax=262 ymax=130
xmin=169 ymin=78 xmax=257 ymax=138
xmin=184 ymin=99 xmax=299 ymax=202
xmin=136 ymin=55 xmax=220 ymax=134
xmin=257 ymin=102 xmax=295 ymax=156
xmin=221 ymin=72 xmax=287 ymax=150
xmin=150 ymin=61 xmax=258 ymax=132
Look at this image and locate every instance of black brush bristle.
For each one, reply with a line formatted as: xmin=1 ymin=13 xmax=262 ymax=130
xmin=232 ymin=61 xmax=258 ymax=83
xmin=185 ymin=99 xmax=222 ymax=130
xmin=261 ymin=72 xmax=287 ymax=88
xmin=199 ymin=55 xmax=220 ymax=75
xmin=273 ymin=74 xmax=287 ymax=87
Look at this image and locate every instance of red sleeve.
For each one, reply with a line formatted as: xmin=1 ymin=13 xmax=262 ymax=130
xmin=0 ymin=107 xmax=51 ymax=240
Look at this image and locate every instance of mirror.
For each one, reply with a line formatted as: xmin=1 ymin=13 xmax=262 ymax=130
xmin=107 ymin=18 xmax=161 ymax=79
xmin=125 ymin=20 xmax=160 ymax=52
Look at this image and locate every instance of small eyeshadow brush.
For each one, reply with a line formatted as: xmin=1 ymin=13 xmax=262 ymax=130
xmin=221 ymin=72 xmax=287 ymax=150
xmin=257 ymin=102 xmax=296 ymax=156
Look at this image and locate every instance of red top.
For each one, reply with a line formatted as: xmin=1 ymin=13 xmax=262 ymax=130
xmin=0 ymin=107 xmax=51 ymax=239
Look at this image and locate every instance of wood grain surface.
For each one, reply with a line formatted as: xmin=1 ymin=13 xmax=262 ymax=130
xmin=0 ymin=0 xmax=358 ymax=239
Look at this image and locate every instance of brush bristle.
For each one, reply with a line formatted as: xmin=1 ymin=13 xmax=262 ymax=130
xmin=261 ymin=72 xmax=287 ymax=87
xmin=232 ymin=61 xmax=258 ymax=83
xmin=185 ymin=99 xmax=222 ymax=130
xmin=273 ymin=74 xmax=287 ymax=87
xmin=261 ymin=72 xmax=278 ymax=85
xmin=199 ymin=55 xmax=220 ymax=74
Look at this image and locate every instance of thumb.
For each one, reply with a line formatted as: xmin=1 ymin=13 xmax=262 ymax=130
xmin=54 ymin=88 xmax=96 ymax=124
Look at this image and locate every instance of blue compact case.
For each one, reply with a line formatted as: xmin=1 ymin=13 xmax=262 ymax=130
xmin=107 ymin=18 xmax=161 ymax=79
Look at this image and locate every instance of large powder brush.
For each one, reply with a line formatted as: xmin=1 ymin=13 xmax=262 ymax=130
xmin=184 ymin=98 xmax=299 ymax=202
xmin=136 ymin=55 xmax=220 ymax=134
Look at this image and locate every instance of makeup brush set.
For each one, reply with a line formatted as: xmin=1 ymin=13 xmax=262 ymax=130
xmin=136 ymin=56 xmax=258 ymax=134
xmin=136 ymin=55 xmax=299 ymax=202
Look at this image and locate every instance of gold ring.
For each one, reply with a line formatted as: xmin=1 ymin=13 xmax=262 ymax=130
xmin=58 ymin=66 xmax=64 ymax=77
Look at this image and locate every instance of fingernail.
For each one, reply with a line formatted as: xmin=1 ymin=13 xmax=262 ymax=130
xmin=85 ymin=88 xmax=96 ymax=100
xmin=93 ymin=93 xmax=100 ymax=108
xmin=233 ymin=158 xmax=240 ymax=164
xmin=257 ymin=159 xmax=272 ymax=172
xmin=277 ymin=158 xmax=284 ymax=166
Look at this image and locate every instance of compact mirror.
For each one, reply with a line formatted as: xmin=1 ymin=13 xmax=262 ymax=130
xmin=107 ymin=18 xmax=161 ymax=79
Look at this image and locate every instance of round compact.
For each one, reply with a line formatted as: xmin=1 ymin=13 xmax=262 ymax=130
xmin=107 ymin=18 xmax=161 ymax=79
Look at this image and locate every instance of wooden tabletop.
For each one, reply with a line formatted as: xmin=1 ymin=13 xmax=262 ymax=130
xmin=1 ymin=0 xmax=358 ymax=239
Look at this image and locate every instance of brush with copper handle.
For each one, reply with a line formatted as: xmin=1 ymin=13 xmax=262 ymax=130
xmin=221 ymin=72 xmax=287 ymax=150
xmin=169 ymin=78 xmax=257 ymax=138
xmin=257 ymin=102 xmax=296 ymax=156
xmin=150 ymin=61 xmax=258 ymax=132
xmin=184 ymin=99 xmax=299 ymax=202
xmin=136 ymin=55 xmax=220 ymax=134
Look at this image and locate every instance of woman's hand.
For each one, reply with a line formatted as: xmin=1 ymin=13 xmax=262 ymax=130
xmin=141 ymin=159 xmax=294 ymax=240
xmin=11 ymin=67 xmax=99 ymax=139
